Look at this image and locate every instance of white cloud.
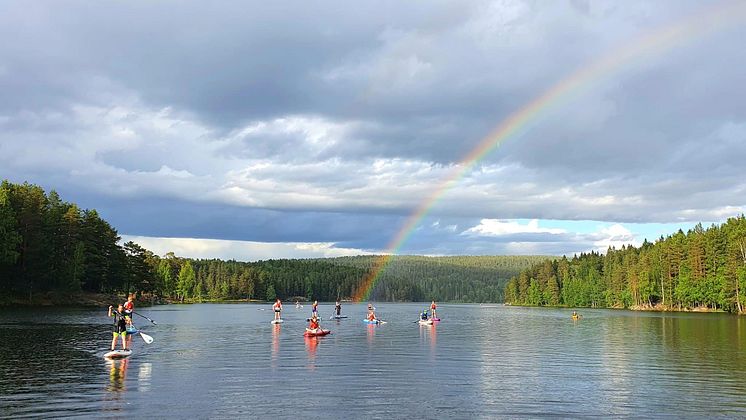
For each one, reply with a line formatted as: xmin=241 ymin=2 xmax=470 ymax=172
xmin=464 ymin=219 xmax=566 ymax=237
xmin=121 ymin=235 xmax=374 ymax=261
xmin=590 ymin=224 xmax=639 ymax=252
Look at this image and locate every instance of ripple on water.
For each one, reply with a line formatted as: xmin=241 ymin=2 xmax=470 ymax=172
xmin=2 ymin=304 xmax=746 ymax=417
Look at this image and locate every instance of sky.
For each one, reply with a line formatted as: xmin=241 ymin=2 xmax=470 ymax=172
xmin=2 ymin=0 xmax=746 ymax=261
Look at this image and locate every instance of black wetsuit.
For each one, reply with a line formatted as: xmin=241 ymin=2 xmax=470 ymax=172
xmin=112 ymin=310 xmax=127 ymax=334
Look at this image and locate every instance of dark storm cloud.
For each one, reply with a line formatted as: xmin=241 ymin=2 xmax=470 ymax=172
xmin=2 ymin=0 xmax=745 ymax=257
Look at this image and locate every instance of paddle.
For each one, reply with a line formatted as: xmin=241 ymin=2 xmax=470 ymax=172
xmin=139 ymin=331 xmax=154 ymax=344
xmin=133 ymin=311 xmax=157 ymax=325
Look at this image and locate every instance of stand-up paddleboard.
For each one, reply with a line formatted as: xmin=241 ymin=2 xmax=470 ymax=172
xmin=104 ymin=349 xmax=132 ymax=359
xmin=271 ymin=319 xmax=284 ymax=324
xmin=363 ymin=319 xmax=386 ymax=324
xmin=330 ymin=315 xmax=348 ymax=320
xmin=304 ymin=328 xmax=331 ymax=337
xmin=431 ymin=317 xmax=441 ymax=322
xmin=418 ymin=319 xmax=434 ymax=326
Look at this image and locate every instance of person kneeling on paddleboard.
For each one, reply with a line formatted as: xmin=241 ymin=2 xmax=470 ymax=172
xmin=420 ymin=309 xmax=429 ymax=321
xmin=108 ymin=304 xmax=130 ymax=351
xmin=367 ymin=311 xmax=377 ymax=322
xmin=309 ymin=314 xmax=320 ymax=330
xmin=273 ymin=298 xmax=282 ymax=321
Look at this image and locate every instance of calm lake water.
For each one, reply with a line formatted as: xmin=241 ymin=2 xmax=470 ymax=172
xmin=2 ymin=303 xmax=746 ymax=418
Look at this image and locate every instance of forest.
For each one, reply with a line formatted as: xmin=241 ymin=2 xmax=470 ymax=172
xmin=504 ymin=217 xmax=746 ymax=314
xmin=0 ymin=180 xmax=544 ymax=304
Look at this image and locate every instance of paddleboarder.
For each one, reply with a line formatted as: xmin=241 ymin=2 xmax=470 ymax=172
xmin=308 ymin=313 xmax=320 ymax=330
xmin=430 ymin=301 xmax=437 ymax=319
xmin=335 ymin=300 xmax=342 ymax=316
xmin=420 ymin=308 xmax=429 ymax=321
xmin=123 ymin=294 xmax=135 ymax=318
xmin=108 ymin=304 xmax=130 ymax=351
xmin=272 ymin=298 xmax=283 ymax=321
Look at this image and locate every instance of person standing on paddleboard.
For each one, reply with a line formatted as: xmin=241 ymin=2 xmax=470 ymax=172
xmin=108 ymin=304 xmax=130 ymax=351
xmin=430 ymin=301 xmax=437 ymax=319
xmin=335 ymin=300 xmax=341 ymax=316
xmin=312 ymin=300 xmax=318 ymax=317
xmin=272 ymin=298 xmax=282 ymax=321
xmin=123 ymin=294 xmax=135 ymax=320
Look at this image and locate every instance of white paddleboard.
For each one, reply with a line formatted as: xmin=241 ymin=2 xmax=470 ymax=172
xmin=418 ymin=319 xmax=434 ymax=326
xmin=271 ymin=319 xmax=284 ymax=324
xmin=104 ymin=349 xmax=132 ymax=359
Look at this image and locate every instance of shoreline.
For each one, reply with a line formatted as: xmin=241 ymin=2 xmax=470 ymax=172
xmin=505 ymin=302 xmax=738 ymax=315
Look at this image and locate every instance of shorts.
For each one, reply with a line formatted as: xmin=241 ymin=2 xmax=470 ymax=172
xmin=274 ymin=309 xmax=281 ymax=313
xmin=112 ymin=331 xmax=128 ymax=338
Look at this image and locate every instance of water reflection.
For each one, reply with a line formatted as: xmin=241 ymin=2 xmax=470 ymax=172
xmin=271 ymin=324 xmax=281 ymax=369
xmin=138 ymin=363 xmax=152 ymax=393
xmin=366 ymin=324 xmax=376 ymax=347
xmin=3 ymin=304 xmax=746 ymax=418
xmin=305 ymin=336 xmax=319 ymax=371
xmin=106 ymin=358 xmax=129 ymax=393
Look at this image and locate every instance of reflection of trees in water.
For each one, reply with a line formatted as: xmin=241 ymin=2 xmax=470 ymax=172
xmin=0 ymin=322 xmax=107 ymax=397
xmin=106 ymin=359 xmax=129 ymax=394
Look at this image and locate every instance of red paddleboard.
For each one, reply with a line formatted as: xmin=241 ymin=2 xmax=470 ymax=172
xmin=304 ymin=328 xmax=331 ymax=337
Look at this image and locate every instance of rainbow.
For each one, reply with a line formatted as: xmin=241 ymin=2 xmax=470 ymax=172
xmin=352 ymin=0 xmax=746 ymax=302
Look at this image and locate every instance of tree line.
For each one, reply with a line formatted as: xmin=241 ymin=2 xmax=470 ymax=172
xmin=324 ymin=255 xmax=548 ymax=302
xmin=504 ymin=217 xmax=746 ymax=314
xmin=0 ymin=180 xmax=154 ymax=299
xmin=0 ymin=180 xmax=546 ymax=304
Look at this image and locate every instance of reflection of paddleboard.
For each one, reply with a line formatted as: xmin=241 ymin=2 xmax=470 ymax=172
xmin=104 ymin=349 xmax=132 ymax=359
xmin=271 ymin=319 xmax=284 ymax=324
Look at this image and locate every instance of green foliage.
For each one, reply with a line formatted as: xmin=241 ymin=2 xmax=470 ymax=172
xmin=0 ymin=180 xmax=156 ymax=300
xmin=266 ymin=283 xmax=276 ymax=301
xmin=177 ymin=261 xmax=196 ymax=300
xmin=504 ymin=216 xmax=746 ymax=313
xmin=0 ymin=179 xmax=553 ymax=305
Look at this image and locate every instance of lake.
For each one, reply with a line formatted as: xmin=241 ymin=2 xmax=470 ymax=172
xmin=2 ymin=303 xmax=746 ymax=418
